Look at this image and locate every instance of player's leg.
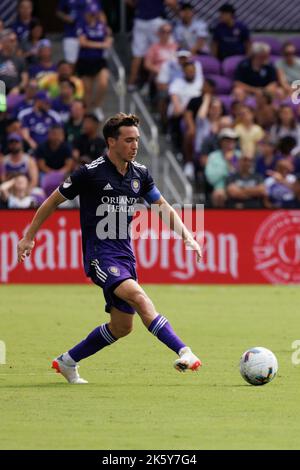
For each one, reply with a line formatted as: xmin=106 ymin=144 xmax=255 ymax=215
xmin=52 ymin=307 xmax=133 ymax=384
xmin=114 ymin=279 xmax=202 ymax=372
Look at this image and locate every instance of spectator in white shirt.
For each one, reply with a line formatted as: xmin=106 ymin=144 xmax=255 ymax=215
xmin=173 ymin=2 xmax=209 ymax=55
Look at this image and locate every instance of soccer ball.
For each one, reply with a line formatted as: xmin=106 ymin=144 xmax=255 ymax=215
xmin=239 ymin=347 xmax=278 ymax=386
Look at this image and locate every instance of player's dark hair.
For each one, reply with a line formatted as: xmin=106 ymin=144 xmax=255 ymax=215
xmin=102 ymin=113 xmax=140 ymax=145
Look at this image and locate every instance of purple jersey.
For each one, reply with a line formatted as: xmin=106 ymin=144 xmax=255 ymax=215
xmin=58 ymin=154 xmax=161 ymax=276
xmin=52 ymin=97 xmax=71 ymax=123
xmin=19 ymin=107 xmax=62 ymax=145
xmin=29 ymin=63 xmax=57 ymax=79
xmin=135 ymin=0 xmax=165 ymax=20
xmin=77 ymin=19 xmax=107 ymax=61
xmin=58 ymin=0 xmax=102 ymax=38
xmin=13 ymin=18 xmax=35 ymax=42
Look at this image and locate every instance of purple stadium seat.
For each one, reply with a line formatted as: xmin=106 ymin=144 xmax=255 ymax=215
xmin=269 ymin=55 xmax=281 ymax=64
xmin=289 ymin=37 xmax=300 ymax=56
xmin=193 ymin=55 xmax=221 ymax=75
xmin=206 ymin=74 xmax=233 ymax=95
xmin=42 ymin=171 xmax=64 ymax=197
xmin=7 ymin=94 xmax=23 ymax=112
xmin=218 ymin=95 xmax=233 ymax=113
xmin=252 ymin=36 xmax=282 ymax=55
xmin=222 ymin=55 xmax=245 ymax=79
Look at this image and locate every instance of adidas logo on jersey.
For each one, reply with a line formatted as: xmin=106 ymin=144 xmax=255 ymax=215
xmin=103 ymin=183 xmax=113 ymax=190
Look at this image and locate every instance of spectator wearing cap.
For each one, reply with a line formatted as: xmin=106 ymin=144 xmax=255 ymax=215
xmin=173 ymin=2 xmax=209 ymax=55
xmin=52 ymin=79 xmax=76 ymax=123
xmin=35 ymin=124 xmax=73 ymax=176
xmin=76 ymin=3 xmax=113 ymax=121
xmin=0 ymin=30 xmax=29 ymax=94
xmin=226 ymin=154 xmax=265 ymax=208
xmin=39 ymin=60 xmax=84 ymax=100
xmin=21 ymin=19 xmax=45 ymax=65
xmin=168 ymin=61 xmax=203 ymax=150
xmin=234 ymin=42 xmax=280 ymax=98
xmin=276 ymin=42 xmax=300 ymax=96
xmin=2 ymin=133 xmax=39 ymax=191
xmin=211 ymin=3 xmax=250 ymax=61
xmin=29 ymin=39 xmax=57 ymax=79
xmin=72 ymin=113 xmax=106 ymax=165
xmin=12 ymin=0 xmax=36 ymax=43
xmin=56 ymin=0 xmax=106 ymax=65
xmin=205 ymin=127 xmax=241 ymax=207
xmin=19 ymin=91 xmax=62 ymax=149
xmin=126 ymin=0 xmax=178 ymax=90
xmin=234 ymin=105 xmax=264 ymax=158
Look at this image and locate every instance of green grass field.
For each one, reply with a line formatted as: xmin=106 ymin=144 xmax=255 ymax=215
xmin=0 ymin=284 xmax=299 ymax=450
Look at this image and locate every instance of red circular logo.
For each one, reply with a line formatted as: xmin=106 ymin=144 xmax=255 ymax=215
xmin=253 ymin=211 xmax=300 ymax=284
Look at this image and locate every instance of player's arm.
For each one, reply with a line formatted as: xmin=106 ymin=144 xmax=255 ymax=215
xmin=17 ymin=189 xmax=66 ymax=262
xmin=153 ymin=195 xmax=202 ymax=262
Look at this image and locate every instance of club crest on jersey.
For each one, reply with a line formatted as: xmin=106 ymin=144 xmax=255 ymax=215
xmin=131 ymin=179 xmax=140 ymax=193
xmin=108 ymin=266 xmax=120 ymax=277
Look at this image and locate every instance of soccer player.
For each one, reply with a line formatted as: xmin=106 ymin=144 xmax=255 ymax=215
xmin=17 ymin=113 xmax=202 ymax=384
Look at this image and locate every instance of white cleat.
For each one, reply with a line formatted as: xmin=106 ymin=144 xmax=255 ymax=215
xmin=52 ymin=357 xmax=88 ymax=384
xmin=174 ymin=347 xmax=202 ymax=373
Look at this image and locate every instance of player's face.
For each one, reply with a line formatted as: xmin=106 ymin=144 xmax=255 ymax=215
xmin=113 ymin=126 xmax=140 ymax=162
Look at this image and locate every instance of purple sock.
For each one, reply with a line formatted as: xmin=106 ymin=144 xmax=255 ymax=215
xmin=148 ymin=315 xmax=186 ymax=354
xmin=68 ymin=324 xmax=117 ymax=362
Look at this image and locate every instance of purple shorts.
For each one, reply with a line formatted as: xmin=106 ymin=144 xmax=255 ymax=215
xmin=89 ymin=258 xmax=137 ymax=314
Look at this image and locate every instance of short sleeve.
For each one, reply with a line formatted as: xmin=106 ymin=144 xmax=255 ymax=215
xmin=141 ymin=169 xmax=161 ymax=204
xmin=58 ymin=165 xmax=88 ymax=200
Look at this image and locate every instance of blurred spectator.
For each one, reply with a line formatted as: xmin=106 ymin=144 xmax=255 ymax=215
xmin=52 ymin=79 xmax=76 ymax=123
xmin=76 ymin=3 xmax=112 ymax=120
xmin=127 ymin=0 xmax=178 ymax=90
xmin=21 ymin=19 xmax=45 ymax=65
xmin=270 ymin=105 xmax=300 ymax=147
xmin=234 ymin=105 xmax=264 ymax=158
xmin=39 ymin=60 xmax=84 ymax=99
xmin=254 ymin=92 xmax=277 ymax=130
xmin=144 ymin=22 xmax=177 ymax=80
xmin=12 ymin=79 xmax=39 ymax=119
xmin=0 ymin=30 xmax=29 ymax=94
xmin=198 ymin=115 xmax=233 ymax=163
xmin=72 ymin=113 xmax=106 ymax=165
xmin=255 ymin=136 xmax=280 ymax=178
xmin=56 ymin=0 xmax=106 ymax=65
xmin=205 ymin=127 xmax=241 ymax=207
xmin=35 ymin=124 xmax=73 ymax=175
xmin=64 ymin=99 xmax=86 ymax=144
xmin=234 ymin=42 xmax=279 ymax=98
xmin=29 ymin=39 xmax=57 ymax=79
xmin=276 ymin=42 xmax=300 ymax=95
xmin=0 ymin=174 xmax=36 ymax=208
xmin=168 ymin=60 xmax=203 ymax=154
xmin=12 ymin=0 xmax=35 ymax=43
xmin=211 ymin=3 xmax=250 ymax=61
xmin=276 ymin=136 xmax=300 ymax=174
xmin=156 ymin=49 xmax=203 ymax=130
xmin=226 ymin=154 xmax=265 ymax=208
xmin=2 ymin=133 xmax=38 ymax=190
xmin=19 ymin=91 xmax=62 ymax=149
xmin=173 ymin=2 xmax=208 ymax=55
xmin=264 ymin=159 xmax=298 ymax=208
